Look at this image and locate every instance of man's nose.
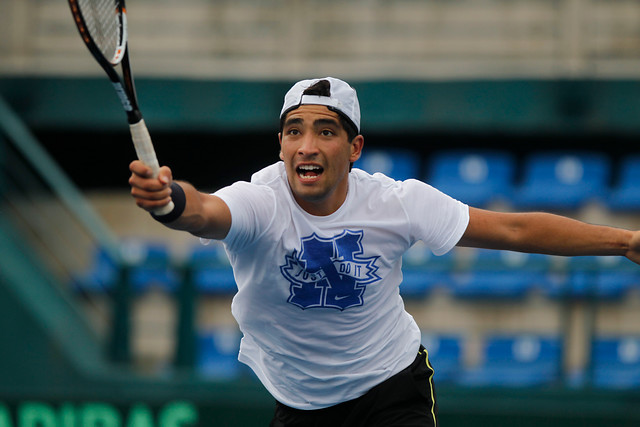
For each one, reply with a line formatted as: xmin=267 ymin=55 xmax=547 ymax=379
xmin=298 ymin=134 xmax=319 ymax=155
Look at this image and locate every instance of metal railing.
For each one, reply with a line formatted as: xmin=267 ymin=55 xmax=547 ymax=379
xmin=0 ymin=96 xmax=131 ymax=358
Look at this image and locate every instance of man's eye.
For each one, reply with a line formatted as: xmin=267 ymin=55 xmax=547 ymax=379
xmin=287 ymin=129 xmax=300 ymax=135
xmin=321 ymin=130 xmax=334 ymax=136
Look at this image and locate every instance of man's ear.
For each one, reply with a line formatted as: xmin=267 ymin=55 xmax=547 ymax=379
xmin=278 ymin=132 xmax=284 ymax=160
xmin=349 ymin=135 xmax=364 ymax=163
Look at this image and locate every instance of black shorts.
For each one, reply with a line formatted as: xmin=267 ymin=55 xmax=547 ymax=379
xmin=269 ymin=346 xmax=438 ymax=427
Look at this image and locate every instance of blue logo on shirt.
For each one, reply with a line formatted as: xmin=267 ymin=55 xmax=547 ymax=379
xmin=280 ymin=230 xmax=381 ymax=310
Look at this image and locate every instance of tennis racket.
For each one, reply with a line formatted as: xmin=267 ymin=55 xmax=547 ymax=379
xmin=68 ymin=0 xmax=174 ymax=215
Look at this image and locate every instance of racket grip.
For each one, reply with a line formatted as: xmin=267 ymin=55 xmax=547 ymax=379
xmin=130 ymin=120 xmax=175 ymax=216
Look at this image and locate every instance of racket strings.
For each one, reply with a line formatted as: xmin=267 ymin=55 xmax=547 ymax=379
xmin=77 ymin=0 xmax=122 ymax=63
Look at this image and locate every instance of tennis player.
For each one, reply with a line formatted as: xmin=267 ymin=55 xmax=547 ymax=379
xmin=129 ymin=77 xmax=640 ymax=426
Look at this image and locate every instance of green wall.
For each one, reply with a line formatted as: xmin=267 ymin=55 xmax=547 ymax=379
xmin=1 ymin=77 xmax=639 ymax=135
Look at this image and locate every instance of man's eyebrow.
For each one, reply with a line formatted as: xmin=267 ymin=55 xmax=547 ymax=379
xmin=283 ymin=117 xmax=340 ymax=129
xmin=313 ymin=118 xmax=340 ymax=128
xmin=283 ymin=117 xmax=303 ymax=128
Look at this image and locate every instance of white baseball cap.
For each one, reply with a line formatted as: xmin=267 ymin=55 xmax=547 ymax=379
xmin=280 ymin=77 xmax=361 ymax=133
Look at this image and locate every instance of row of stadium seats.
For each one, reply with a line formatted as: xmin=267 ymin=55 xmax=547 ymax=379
xmin=71 ymin=240 xmax=237 ymax=295
xmin=71 ymin=240 xmax=183 ymax=294
xmin=357 ymin=149 xmax=640 ymax=210
xmin=402 ymin=244 xmax=640 ymax=300
xmin=197 ymin=328 xmax=640 ymax=390
xmin=424 ymin=333 xmax=640 ymax=390
xmin=72 ymin=240 xmax=640 ymax=300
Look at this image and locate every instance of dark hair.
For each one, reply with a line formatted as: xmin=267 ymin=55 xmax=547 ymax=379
xmin=303 ymin=79 xmax=331 ymax=97
xmin=279 ymin=80 xmax=359 ymax=142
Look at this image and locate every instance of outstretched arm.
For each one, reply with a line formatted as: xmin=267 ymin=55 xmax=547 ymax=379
xmin=458 ymin=207 xmax=640 ymax=264
xmin=129 ymin=160 xmax=231 ymax=240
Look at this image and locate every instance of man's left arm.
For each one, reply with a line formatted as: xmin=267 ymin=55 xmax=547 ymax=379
xmin=458 ymin=207 xmax=640 ymax=265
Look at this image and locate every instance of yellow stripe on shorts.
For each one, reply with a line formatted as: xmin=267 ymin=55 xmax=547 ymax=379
xmin=419 ymin=348 xmax=438 ymax=427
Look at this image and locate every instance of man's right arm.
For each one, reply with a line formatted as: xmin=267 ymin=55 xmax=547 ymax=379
xmin=129 ymin=160 xmax=231 ymax=240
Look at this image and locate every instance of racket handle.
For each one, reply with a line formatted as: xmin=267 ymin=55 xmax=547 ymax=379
xmin=130 ymin=120 xmax=175 ymax=216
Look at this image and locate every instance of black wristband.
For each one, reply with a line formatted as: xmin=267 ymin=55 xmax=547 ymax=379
xmin=151 ymin=182 xmax=186 ymax=223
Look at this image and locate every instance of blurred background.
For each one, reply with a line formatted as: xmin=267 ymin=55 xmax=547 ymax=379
xmin=1 ymin=0 xmax=640 ymax=425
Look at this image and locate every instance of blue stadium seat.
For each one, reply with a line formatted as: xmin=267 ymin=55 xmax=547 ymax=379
xmin=607 ymin=155 xmax=640 ymax=211
xmin=71 ymin=246 xmax=119 ymax=293
xmin=565 ymin=256 xmax=640 ymax=299
xmin=356 ymin=148 xmax=420 ymax=181
xmin=458 ymin=334 xmax=562 ymax=387
xmin=188 ymin=242 xmax=237 ymax=295
xmin=197 ymin=327 xmax=242 ymax=380
xmin=512 ymin=152 xmax=610 ymax=210
xmin=122 ymin=240 xmax=180 ymax=293
xmin=400 ymin=243 xmax=457 ymax=298
xmin=451 ymin=249 xmax=555 ymax=299
xmin=427 ymin=150 xmax=515 ymax=207
xmin=592 ymin=336 xmax=640 ymax=389
xmin=71 ymin=241 xmax=180 ymax=294
xmin=421 ymin=332 xmax=463 ymax=383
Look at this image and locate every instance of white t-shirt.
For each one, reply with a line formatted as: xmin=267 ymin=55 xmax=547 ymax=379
xmin=214 ymin=161 xmax=469 ymax=410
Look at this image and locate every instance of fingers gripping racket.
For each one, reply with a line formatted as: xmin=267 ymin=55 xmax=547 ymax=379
xmin=68 ymin=0 xmax=174 ymax=215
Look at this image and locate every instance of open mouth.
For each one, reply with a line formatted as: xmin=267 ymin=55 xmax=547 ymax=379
xmin=296 ymin=164 xmax=324 ymax=180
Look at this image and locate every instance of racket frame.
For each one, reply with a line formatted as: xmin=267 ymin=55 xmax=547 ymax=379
xmin=68 ymin=0 xmax=174 ymax=215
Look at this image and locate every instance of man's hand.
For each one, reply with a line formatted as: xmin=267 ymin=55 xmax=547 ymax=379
xmin=129 ymin=160 xmax=232 ymax=239
xmin=129 ymin=160 xmax=173 ymax=212
xmin=626 ymin=230 xmax=640 ymax=265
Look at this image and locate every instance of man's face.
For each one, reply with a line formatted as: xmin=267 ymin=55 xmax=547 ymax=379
xmin=279 ymin=105 xmax=363 ymax=216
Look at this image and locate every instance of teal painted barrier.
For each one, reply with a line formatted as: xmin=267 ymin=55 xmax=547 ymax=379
xmin=1 ymin=77 xmax=640 ymax=135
